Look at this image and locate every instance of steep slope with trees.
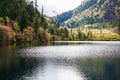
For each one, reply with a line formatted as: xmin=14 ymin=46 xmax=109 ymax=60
xmin=57 ymin=0 xmax=120 ymax=28
xmin=0 ymin=0 xmax=71 ymax=45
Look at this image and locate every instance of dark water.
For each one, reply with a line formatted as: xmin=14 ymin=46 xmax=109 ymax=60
xmin=0 ymin=41 xmax=120 ymax=80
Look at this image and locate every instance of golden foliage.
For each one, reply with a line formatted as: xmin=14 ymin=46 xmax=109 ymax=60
xmin=23 ymin=26 xmax=35 ymax=41
xmin=0 ymin=25 xmax=16 ymax=43
xmin=0 ymin=17 xmax=5 ymax=24
xmin=13 ymin=22 xmax=20 ymax=32
xmin=37 ymin=27 xmax=50 ymax=43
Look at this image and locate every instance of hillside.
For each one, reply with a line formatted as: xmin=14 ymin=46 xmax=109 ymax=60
xmin=57 ymin=0 xmax=120 ymax=28
xmin=0 ymin=0 xmax=120 ymax=44
xmin=0 ymin=0 xmax=57 ymax=45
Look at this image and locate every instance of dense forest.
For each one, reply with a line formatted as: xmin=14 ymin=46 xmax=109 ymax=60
xmin=57 ymin=0 xmax=120 ymax=28
xmin=0 ymin=0 xmax=71 ymax=45
xmin=55 ymin=0 xmax=120 ymax=41
xmin=0 ymin=0 xmax=120 ymax=46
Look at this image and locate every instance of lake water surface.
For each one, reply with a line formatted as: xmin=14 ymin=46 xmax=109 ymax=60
xmin=0 ymin=41 xmax=120 ymax=80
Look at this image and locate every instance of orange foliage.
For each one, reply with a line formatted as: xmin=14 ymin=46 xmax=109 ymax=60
xmin=0 ymin=25 xmax=16 ymax=41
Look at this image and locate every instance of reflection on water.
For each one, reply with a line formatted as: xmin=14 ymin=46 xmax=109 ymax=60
xmin=76 ymin=58 xmax=120 ymax=80
xmin=0 ymin=41 xmax=120 ymax=80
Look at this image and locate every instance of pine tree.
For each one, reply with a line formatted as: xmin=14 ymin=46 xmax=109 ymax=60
xmin=33 ymin=14 xmax=41 ymax=32
xmin=17 ymin=7 xmax=29 ymax=31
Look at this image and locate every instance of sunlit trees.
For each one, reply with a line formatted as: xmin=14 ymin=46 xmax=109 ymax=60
xmin=0 ymin=17 xmax=5 ymax=24
xmin=13 ymin=22 xmax=20 ymax=32
xmin=0 ymin=25 xmax=16 ymax=44
xmin=23 ymin=26 xmax=35 ymax=42
xmin=37 ymin=27 xmax=49 ymax=44
xmin=23 ymin=29 xmax=30 ymax=41
xmin=87 ymin=31 xmax=92 ymax=40
xmin=5 ymin=16 xmax=10 ymax=25
xmin=48 ymin=26 xmax=55 ymax=41
xmin=59 ymin=27 xmax=69 ymax=40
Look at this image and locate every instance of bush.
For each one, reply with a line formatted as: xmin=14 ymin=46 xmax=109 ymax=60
xmin=37 ymin=27 xmax=50 ymax=43
xmin=23 ymin=26 xmax=35 ymax=42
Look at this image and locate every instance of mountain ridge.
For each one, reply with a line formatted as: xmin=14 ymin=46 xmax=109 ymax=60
xmin=57 ymin=0 xmax=120 ymax=28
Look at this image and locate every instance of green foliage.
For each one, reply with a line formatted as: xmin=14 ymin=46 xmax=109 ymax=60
xmin=23 ymin=29 xmax=30 ymax=41
xmin=13 ymin=22 xmax=20 ymax=32
xmin=67 ymin=20 xmax=78 ymax=28
xmin=78 ymin=30 xmax=86 ymax=41
xmin=0 ymin=0 xmax=37 ymax=30
xmin=59 ymin=0 xmax=119 ymax=29
xmin=0 ymin=0 xmax=25 ymax=19
xmin=0 ymin=0 xmax=52 ymax=45
xmin=5 ymin=16 xmax=10 ymax=25
xmin=78 ymin=30 xmax=82 ymax=40
xmin=0 ymin=17 xmax=5 ymax=24
xmin=37 ymin=27 xmax=49 ymax=43
xmin=48 ymin=26 xmax=55 ymax=35
xmin=48 ymin=24 xmax=59 ymax=41
xmin=87 ymin=31 xmax=92 ymax=40
xmin=23 ymin=27 xmax=35 ymax=42
xmin=64 ymin=28 xmax=69 ymax=38
xmin=17 ymin=7 xmax=29 ymax=31
xmin=0 ymin=0 xmax=119 ymax=45
xmin=67 ymin=0 xmax=97 ymax=17
xmin=112 ymin=19 xmax=120 ymax=30
xmin=67 ymin=16 xmax=103 ymax=28
xmin=25 ymin=4 xmax=35 ymax=24
xmin=32 ymin=14 xmax=41 ymax=32
xmin=59 ymin=28 xmax=69 ymax=40
xmin=56 ymin=11 xmax=73 ymax=24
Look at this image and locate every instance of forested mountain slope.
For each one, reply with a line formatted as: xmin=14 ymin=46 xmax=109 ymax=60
xmin=57 ymin=0 xmax=120 ymax=28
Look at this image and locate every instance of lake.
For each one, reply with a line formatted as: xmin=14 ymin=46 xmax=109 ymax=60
xmin=0 ymin=41 xmax=120 ymax=80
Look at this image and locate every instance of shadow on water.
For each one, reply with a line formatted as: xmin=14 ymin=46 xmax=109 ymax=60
xmin=75 ymin=57 xmax=120 ymax=80
xmin=0 ymin=41 xmax=120 ymax=80
xmin=50 ymin=41 xmax=93 ymax=46
xmin=0 ymin=45 xmax=46 ymax=80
